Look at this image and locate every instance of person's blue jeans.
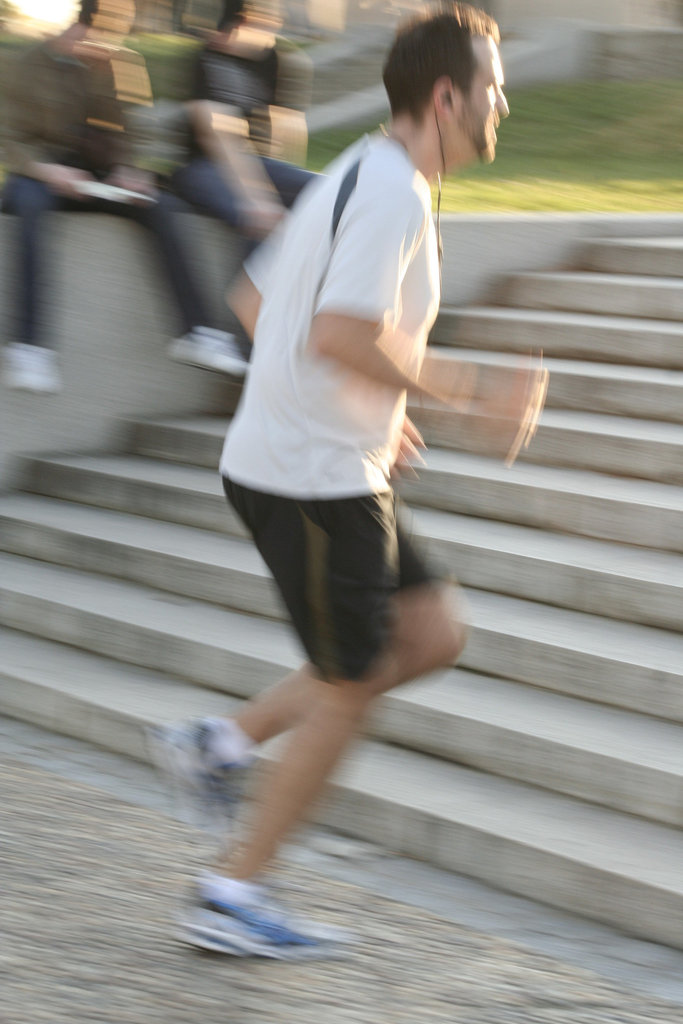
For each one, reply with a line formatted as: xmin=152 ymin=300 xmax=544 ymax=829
xmin=170 ymin=155 xmax=316 ymax=253
xmin=2 ymin=174 xmax=210 ymax=346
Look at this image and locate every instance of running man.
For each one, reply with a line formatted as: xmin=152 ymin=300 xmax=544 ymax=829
xmin=154 ymin=1 xmax=546 ymax=958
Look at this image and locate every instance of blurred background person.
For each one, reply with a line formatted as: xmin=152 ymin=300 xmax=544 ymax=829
xmin=162 ymin=0 xmax=317 ymax=370
xmin=179 ymin=0 xmax=314 ymax=223
xmin=2 ymin=0 xmax=243 ymax=394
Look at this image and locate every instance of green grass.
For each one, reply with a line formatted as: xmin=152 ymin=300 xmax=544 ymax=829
xmin=2 ymin=35 xmax=681 ymax=212
xmin=306 ymin=80 xmax=683 ymax=212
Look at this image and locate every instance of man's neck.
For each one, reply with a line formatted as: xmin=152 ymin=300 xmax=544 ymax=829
xmin=386 ymin=114 xmax=441 ymax=182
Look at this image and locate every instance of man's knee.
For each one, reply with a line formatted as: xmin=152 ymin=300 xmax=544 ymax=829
xmin=401 ymin=582 xmax=468 ymax=669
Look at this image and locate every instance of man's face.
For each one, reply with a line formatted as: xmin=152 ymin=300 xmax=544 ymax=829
xmin=460 ymin=35 xmax=509 ymax=166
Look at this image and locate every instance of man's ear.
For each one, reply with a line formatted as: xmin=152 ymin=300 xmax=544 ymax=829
xmin=433 ymin=76 xmax=462 ymax=118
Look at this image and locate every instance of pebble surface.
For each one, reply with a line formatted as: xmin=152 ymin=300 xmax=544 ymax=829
xmin=4 ymin=755 xmax=681 ymax=1024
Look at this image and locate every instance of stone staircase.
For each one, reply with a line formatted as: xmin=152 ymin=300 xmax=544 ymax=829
xmin=1 ymin=235 xmax=683 ymax=949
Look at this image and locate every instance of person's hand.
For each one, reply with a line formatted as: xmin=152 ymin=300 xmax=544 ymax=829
xmin=38 ymin=164 xmax=94 ymax=200
xmin=390 ymin=416 xmax=426 ymax=479
xmin=106 ymin=166 xmax=157 ymax=202
xmin=467 ymin=354 xmax=549 ymax=467
xmin=241 ymin=196 xmax=284 ymax=239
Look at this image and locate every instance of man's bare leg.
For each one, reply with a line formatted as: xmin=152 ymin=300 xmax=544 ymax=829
xmin=232 ymin=663 xmax=320 ymax=746
xmin=217 ymin=582 xmax=466 ymax=880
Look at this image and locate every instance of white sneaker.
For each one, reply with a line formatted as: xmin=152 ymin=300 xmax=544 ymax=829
xmin=3 ymin=343 xmax=62 ymax=393
xmin=146 ymin=718 xmax=251 ymax=830
xmin=168 ymin=327 xmax=249 ymax=377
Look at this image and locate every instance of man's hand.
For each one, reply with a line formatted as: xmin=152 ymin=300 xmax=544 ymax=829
xmin=390 ymin=416 xmax=426 ymax=479
xmin=34 ymin=164 xmax=94 ymax=200
xmin=106 ymin=166 xmax=157 ymax=202
xmin=466 ymin=355 xmax=549 ymax=467
xmin=412 ymin=351 xmax=548 ymax=467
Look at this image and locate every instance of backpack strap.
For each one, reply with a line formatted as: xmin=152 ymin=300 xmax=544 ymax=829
xmin=331 ymin=159 xmax=361 ymax=239
xmin=314 ymin=158 xmax=361 ymax=306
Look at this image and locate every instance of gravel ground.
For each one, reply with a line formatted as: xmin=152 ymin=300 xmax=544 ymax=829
xmin=4 ymin=756 xmax=682 ymax=1024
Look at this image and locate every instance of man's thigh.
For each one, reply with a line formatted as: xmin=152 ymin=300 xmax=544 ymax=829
xmin=223 ymin=478 xmax=437 ymax=682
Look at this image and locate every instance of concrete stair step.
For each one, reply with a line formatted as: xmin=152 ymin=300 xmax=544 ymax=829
xmin=3 ymin=624 xmax=682 ymax=826
xmin=127 ymin=416 xmax=228 ymax=469
xmin=129 ymin=407 xmax=683 ymax=484
xmin=581 ymin=237 xmax=683 ymax=278
xmin=415 ymin=406 xmax=683 ymax=484
xmin=20 ymin=453 xmax=239 ymax=534
xmin=1 ymin=628 xmax=682 ymax=949
xmin=0 ymin=627 xmax=243 ymax=762
xmin=0 ymin=495 xmax=281 ymax=621
xmin=370 ymin=666 xmax=683 ymax=829
xmin=401 ymin=449 xmax=683 ymax=552
xmin=1 ymin=552 xmax=681 ymax=723
xmin=414 ymin=505 xmax=683 ymax=633
xmin=19 ymin=450 xmax=683 ymax=552
xmin=447 ymin=349 xmax=683 ymax=425
xmin=433 ymin=306 xmax=683 ymax=369
xmin=1 ymin=492 xmax=681 ymax=632
xmin=127 ymin=415 xmax=683 ymax=534
xmin=499 ymin=272 xmax=683 ymax=323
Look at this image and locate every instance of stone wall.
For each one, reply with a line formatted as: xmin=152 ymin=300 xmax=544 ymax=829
xmin=0 ymin=213 xmax=241 ymax=490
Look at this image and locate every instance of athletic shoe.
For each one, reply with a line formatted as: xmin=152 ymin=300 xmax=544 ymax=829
xmin=4 ymin=342 xmax=61 ymax=393
xmin=147 ymin=719 xmax=249 ymax=827
xmin=179 ymin=888 xmax=353 ymax=960
xmin=168 ymin=327 xmax=249 ymax=377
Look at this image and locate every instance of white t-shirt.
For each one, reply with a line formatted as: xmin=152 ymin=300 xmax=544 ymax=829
xmin=220 ymin=134 xmax=441 ymax=498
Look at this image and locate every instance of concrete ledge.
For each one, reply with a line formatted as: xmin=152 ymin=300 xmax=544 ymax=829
xmin=0 ymin=212 xmax=242 ymax=490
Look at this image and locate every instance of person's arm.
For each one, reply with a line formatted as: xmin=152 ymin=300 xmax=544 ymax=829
xmin=308 ymin=313 xmax=475 ymax=408
xmin=227 ymin=271 xmax=262 ymax=340
xmin=309 ymin=312 xmax=548 ymax=464
xmin=188 ymin=100 xmax=283 ymax=237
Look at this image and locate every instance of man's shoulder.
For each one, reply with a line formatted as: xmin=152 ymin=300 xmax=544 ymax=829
xmin=354 ymin=143 xmax=430 ymax=223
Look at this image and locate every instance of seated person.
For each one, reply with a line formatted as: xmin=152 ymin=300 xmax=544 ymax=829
xmin=2 ymin=0 xmax=244 ymax=394
xmin=169 ymin=0 xmax=316 ymax=244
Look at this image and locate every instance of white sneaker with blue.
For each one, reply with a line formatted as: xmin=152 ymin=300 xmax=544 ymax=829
xmin=147 ymin=717 xmax=252 ymax=829
xmin=179 ymin=874 xmax=353 ymax=960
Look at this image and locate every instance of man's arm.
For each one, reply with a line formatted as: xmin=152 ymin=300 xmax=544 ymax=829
xmin=308 ymin=310 xmax=548 ymax=464
xmin=308 ymin=312 xmax=475 ymax=408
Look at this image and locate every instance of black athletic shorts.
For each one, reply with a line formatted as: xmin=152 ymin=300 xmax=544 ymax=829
xmin=223 ymin=476 xmax=439 ymax=682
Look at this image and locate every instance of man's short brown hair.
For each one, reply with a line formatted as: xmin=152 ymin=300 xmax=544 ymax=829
xmin=382 ymin=2 xmax=500 ymax=120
